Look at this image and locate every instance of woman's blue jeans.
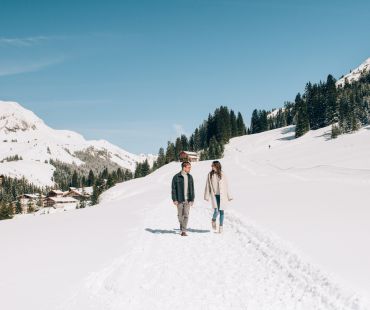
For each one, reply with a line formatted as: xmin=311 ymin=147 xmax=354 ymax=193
xmin=212 ymin=195 xmax=224 ymax=226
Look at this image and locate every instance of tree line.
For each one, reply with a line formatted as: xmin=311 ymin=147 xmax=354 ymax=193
xmin=0 ymin=163 xmax=135 ymax=219
xmin=0 ymin=175 xmax=51 ymax=220
xmin=150 ymin=106 xmax=247 ymax=173
xmin=249 ymin=71 xmax=370 ymax=139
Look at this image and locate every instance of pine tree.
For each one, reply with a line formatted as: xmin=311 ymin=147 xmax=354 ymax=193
xmin=215 ymin=106 xmax=231 ymax=144
xmin=91 ymin=185 xmax=100 ymax=206
xmin=37 ymin=190 xmax=43 ymax=208
xmin=198 ymin=123 xmax=208 ymax=149
xmin=134 ymin=160 xmax=150 ymax=178
xmin=188 ymin=134 xmax=195 ymax=151
xmin=116 ymin=168 xmax=124 ymax=182
xmin=259 ymin=110 xmax=268 ymax=132
xmin=165 ymin=141 xmax=176 ymax=163
xmin=230 ymin=110 xmax=238 ymax=137
xmin=175 ymin=138 xmax=182 ymax=160
xmin=157 ymin=147 xmax=166 ymax=168
xmin=325 ymin=74 xmax=338 ymax=125
xmin=339 ymin=96 xmax=351 ymax=133
xmin=15 ymin=199 xmax=22 ymax=214
xmin=106 ymin=174 xmax=115 ymax=188
xmin=134 ymin=163 xmax=142 ymax=178
xmin=208 ymin=137 xmax=217 ymax=159
xmin=0 ymin=201 xmax=13 ymax=220
xmin=87 ymin=170 xmax=95 ymax=187
xmin=71 ymin=170 xmax=78 ymax=188
xmin=141 ymin=160 xmax=150 ymax=176
xmin=101 ymin=167 xmax=109 ymax=180
xmin=295 ymin=93 xmax=310 ymax=138
xmin=206 ymin=113 xmax=215 ymax=144
xmin=193 ymin=128 xmax=201 ymax=151
xmin=80 ymin=187 xmax=87 ymax=208
xmin=207 ymin=136 xmax=223 ymax=160
xmin=200 ymin=149 xmax=209 ymax=161
xmin=180 ymin=135 xmax=189 ymax=151
xmin=250 ymin=109 xmax=259 ymax=134
xmin=350 ymin=95 xmax=360 ymax=132
xmin=124 ymin=170 xmax=133 ymax=181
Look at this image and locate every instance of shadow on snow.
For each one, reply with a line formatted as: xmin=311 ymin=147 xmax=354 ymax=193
xmin=145 ymin=228 xmax=211 ymax=234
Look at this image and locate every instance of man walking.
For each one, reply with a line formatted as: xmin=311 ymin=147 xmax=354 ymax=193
xmin=171 ymin=161 xmax=195 ymax=236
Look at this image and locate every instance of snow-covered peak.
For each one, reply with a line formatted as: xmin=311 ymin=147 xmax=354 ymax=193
xmin=0 ymin=100 xmax=156 ymax=185
xmin=0 ymin=100 xmax=46 ymax=133
xmin=267 ymin=108 xmax=284 ymax=118
xmin=336 ymin=57 xmax=370 ymax=87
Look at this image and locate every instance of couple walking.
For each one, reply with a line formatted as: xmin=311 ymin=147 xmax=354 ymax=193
xmin=171 ymin=160 xmax=233 ymax=236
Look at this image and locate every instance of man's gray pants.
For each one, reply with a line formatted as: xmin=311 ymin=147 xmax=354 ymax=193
xmin=177 ymin=202 xmax=190 ymax=232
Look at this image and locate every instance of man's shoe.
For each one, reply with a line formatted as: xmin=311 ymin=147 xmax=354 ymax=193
xmin=219 ymin=226 xmax=223 ymax=233
xmin=211 ymin=220 xmax=216 ymax=230
xmin=181 ymin=232 xmax=188 ymax=236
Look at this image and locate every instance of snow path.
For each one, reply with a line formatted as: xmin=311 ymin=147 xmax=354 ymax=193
xmin=60 ymin=201 xmax=365 ymax=310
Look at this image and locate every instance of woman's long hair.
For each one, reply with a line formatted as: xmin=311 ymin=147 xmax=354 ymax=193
xmin=210 ymin=161 xmax=222 ymax=179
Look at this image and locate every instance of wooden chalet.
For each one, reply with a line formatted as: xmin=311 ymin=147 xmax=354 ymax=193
xmin=178 ymin=151 xmax=199 ymax=162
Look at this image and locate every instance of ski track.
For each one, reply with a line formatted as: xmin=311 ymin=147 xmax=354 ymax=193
xmin=60 ymin=201 xmax=368 ymax=310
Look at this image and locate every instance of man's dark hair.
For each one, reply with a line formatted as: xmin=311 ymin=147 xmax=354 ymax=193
xmin=181 ymin=161 xmax=191 ymax=168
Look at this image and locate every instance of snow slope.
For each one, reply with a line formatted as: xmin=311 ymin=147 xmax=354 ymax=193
xmin=336 ymin=57 xmax=370 ymax=87
xmin=0 ymin=101 xmax=155 ymax=186
xmin=0 ymin=125 xmax=369 ymax=310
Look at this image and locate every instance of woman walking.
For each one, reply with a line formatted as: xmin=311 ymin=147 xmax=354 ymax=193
xmin=204 ymin=161 xmax=233 ymax=233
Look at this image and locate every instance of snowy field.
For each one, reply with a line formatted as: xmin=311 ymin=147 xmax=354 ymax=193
xmin=0 ymin=125 xmax=369 ymax=310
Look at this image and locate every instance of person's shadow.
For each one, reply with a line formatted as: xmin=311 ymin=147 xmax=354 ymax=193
xmin=145 ymin=228 xmax=210 ymax=234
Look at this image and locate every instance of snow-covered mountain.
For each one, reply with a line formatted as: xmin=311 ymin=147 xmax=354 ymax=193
xmin=336 ymin=57 xmax=370 ymax=87
xmin=1 ymin=124 xmax=369 ymax=310
xmin=267 ymin=107 xmax=285 ymax=118
xmin=0 ymin=100 xmax=156 ymax=186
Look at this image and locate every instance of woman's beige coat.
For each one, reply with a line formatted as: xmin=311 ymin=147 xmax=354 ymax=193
xmin=204 ymin=172 xmax=233 ymax=210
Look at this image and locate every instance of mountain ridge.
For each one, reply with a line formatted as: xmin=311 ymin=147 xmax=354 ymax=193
xmin=0 ymin=100 xmax=156 ymax=186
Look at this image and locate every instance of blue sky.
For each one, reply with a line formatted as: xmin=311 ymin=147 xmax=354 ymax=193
xmin=1 ymin=0 xmax=370 ymax=154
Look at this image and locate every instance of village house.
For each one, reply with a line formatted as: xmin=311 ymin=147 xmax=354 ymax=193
xmin=17 ymin=193 xmax=44 ymax=214
xmin=42 ymin=189 xmax=80 ymax=210
xmin=178 ymin=151 xmax=199 ymax=162
xmin=63 ymin=187 xmax=92 ymax=201
xmin=14 ymin=188 xmax=88 ymax=214
xmin=45 ymin=196 xmax=79 ymax=211
xmin=47 ymin=189 xmax=65 ymax=198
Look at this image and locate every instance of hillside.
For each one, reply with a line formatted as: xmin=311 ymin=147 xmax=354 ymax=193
xmin=0 ymin=101 xmax=155 ymax=186
xmin=336 ymin=57 xmax=370 ymax=87
xmin=0 ymin=124 xmax=369 ymax=309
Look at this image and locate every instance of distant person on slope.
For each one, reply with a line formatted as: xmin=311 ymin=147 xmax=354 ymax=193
xmin=171 ymin=161 xmax=195 ymax=236
xmin=204 ymin=161 xmax=233 ymax=233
